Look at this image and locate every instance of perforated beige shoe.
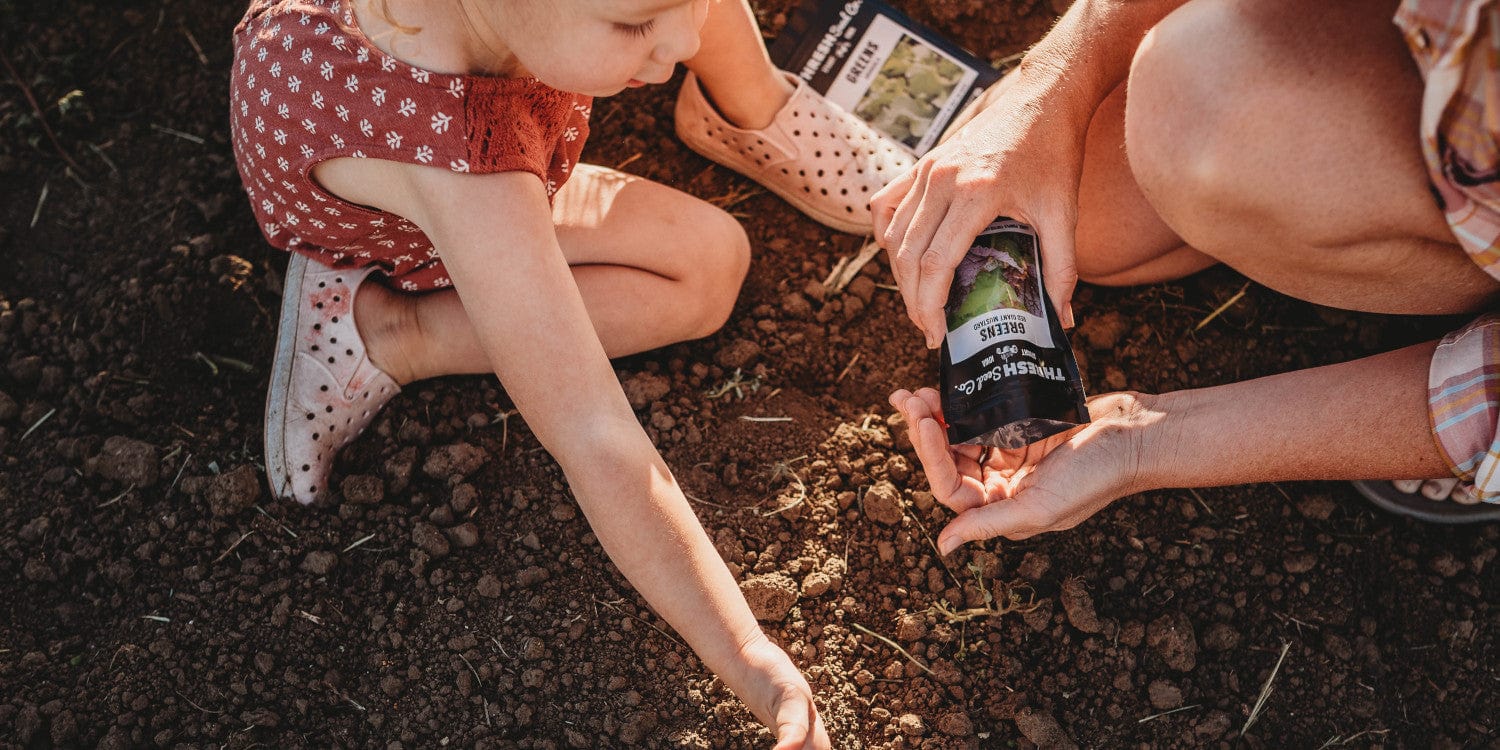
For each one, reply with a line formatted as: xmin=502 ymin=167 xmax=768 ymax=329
xmin=264 ymin=253 xmax=400 ymax=504
xmin=675 ymin=71 xmax=914 ymax=235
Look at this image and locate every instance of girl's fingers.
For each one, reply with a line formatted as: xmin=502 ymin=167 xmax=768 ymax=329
xmin=770 ymin=695 xmax=811 ymax=750
xmin=809 ymin=710 xmax=831 ymax=750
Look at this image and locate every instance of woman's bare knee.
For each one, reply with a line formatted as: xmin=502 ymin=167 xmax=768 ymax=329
xmin=1124 ymin=0 xmax=1256 ymax=253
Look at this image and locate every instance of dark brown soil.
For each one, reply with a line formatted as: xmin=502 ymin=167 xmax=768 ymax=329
xmin=1 ymin=1 xmax=1495 ymax=748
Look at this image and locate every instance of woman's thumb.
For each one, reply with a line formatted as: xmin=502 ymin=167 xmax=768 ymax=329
xmin=938 ymin=501 xmax=1033 ymax=553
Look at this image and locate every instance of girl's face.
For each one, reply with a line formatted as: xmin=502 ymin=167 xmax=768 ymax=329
xmin=477 ymin=0 xmax=709 ymax=96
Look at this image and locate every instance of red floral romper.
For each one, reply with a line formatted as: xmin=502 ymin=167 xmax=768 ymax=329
xmin=229 ymin=0 xmax=592 ymax=292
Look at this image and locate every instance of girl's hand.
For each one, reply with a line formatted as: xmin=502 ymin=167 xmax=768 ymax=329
xmin=871 ymin=66 xmax=1092 ymax=348
xmin=889 ymin=387 xmax=1155 ymax=551
xmin=727 ymin=631 xmax=830 ymax=750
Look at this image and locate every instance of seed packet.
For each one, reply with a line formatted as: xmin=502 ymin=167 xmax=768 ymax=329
xmin=769 ymin=0 xmax=1001 ymax=156
xmin=940 ymin=219 xmax=1089 ymax=448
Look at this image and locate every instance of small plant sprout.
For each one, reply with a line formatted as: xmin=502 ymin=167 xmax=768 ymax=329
xmin=760 ymin=456 xmax=810 ymax=516
xmin=929 ymin=563 xmax=1041 ymax=623
xmin=703 ymin=368 xmax=760 ymax=401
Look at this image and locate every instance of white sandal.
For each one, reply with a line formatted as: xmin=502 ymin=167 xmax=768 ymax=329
xmin=265 ymin=253 xmax=400 ymax=504
xmin=674 ymin=71 xmax=914 ymax=235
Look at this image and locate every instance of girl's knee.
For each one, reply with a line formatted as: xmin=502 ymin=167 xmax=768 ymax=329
xmin=688 ymin=207 xmax=750 ymax=337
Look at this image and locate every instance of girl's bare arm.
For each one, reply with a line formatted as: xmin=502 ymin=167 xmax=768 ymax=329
xmin=340 ymin=163 xmax=825 ymax=746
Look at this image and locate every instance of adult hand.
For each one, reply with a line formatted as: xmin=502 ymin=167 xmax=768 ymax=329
xmin=888 ymin=387 xmax=1155 ymax=552
xmin=871 ymin=65 xmax=1091 ymax=348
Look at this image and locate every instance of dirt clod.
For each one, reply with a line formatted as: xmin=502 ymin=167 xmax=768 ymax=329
xmin=1015 ymin=707 xmax=1078 ymax=750
xmin=422 ymin=442 xmax=488 ymax=482
xmin=445 ymin=522 xmax=480 ymax=548
xmin=863 ymin=480 xmax=904 ymax=526
xmin=622 ymin=372 xmax=672 ymax=410
xmin=937 ymin=711 xmax=974 ymax=737
xmin=206 ymin=464 xmax=262 ymax=517
xmin=1147 ymin=613 xmax=1199 ymax=672
xmin=1147 ymin=679 xmax=1183 ymax=710
xmin=896 ymin=712 xmax=926 ymax=737
xmin=896 ymin=612 xmax=928 ymax=642
xmin=411 ymin=522 xmax=451 ymax=558
xmin=1060 ymin=577 xmax=1103 ymax=634
xmin=740 ymin=573 xmax=798 ymax=622
xmin=477 ymin=574 xmax=502 ymax=598
xmin=1202 ymin=622 xmax=1241 ymax=652
xmin=94 ymin=436 xmax=159 ymax=486
xmin=341 ymin=474 xmax=384 ymax=504
xmin=715 ymin=339 xmax=762 ymax=369
xmin=300 ymin=550 xmax=338 ymax=576
xmin=1075 ymin=310 xmax=1127 ymax=350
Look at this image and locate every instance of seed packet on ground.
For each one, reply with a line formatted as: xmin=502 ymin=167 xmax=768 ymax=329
xmin=940 ymin=220 xmax=1089 ymax=448
xmin=769 ymin=0 xmax=1001 ymax=156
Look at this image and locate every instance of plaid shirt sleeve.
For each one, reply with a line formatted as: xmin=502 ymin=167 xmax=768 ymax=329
xmin=1428 ymin=314 xmax=1500 ymax=502
xmin=1395 ymin=0 xmax=1500 ymax=281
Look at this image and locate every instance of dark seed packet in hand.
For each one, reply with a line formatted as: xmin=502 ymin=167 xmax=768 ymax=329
xmin=940 ymin=219 xmax=1089 ymax=448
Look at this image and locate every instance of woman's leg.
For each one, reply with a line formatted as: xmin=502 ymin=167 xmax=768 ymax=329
xmin=359 ymin=164 xmax=751 ymax=383
xmin=682 ymin=0 xmax=794 ymax=130
xmin=1073 ymin=81 xmax=1216 ymax=286
xmin=1123 ymin=0 xmax=1500 ymax=315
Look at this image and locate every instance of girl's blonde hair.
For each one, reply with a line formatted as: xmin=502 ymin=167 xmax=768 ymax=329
xmin=374 ymin=0 xmax=421 ymax=34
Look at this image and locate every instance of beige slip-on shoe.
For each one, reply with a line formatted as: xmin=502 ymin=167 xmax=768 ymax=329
xmin=675 ymin=71 xmax=914 ymax=235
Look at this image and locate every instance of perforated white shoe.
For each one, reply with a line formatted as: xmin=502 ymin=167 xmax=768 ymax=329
xmin=264 ymin=253 xmax=400 ymax=504
xmin=675 ymin=71 xmax=914 ymax=235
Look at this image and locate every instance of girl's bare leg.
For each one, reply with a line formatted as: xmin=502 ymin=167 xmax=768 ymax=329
xmin=357 ymin=164 xmax=751 ymax=384
xmin=682 ymin=0 xmax=794 ymax=129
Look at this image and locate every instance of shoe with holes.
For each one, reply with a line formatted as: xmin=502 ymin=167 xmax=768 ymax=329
xmin=264 ymin=252 xmax=400 ymax=504
xmin=675 ymin=70 xmax=914 ymax=235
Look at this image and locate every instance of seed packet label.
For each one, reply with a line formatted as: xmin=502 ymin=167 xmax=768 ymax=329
xmin=944 ymin=221 xmax=1054 ymax=363
xmin=769 ymin=0 xmax=1002 ymax=155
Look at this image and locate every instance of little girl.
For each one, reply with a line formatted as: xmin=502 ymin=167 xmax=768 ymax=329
xmin=229 ymin=0 xmax=847 ymax=745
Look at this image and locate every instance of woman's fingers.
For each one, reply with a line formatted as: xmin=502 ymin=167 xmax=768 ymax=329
xmin=1033 ymin=203 xmax=1080 ymax=327
xmin=881 ymin=171 xmax=933 ymax=327
xmin=912 ymin=200 xmax=997 ymax=346
xmin=938 ymin=497 xmax=1051 ymax=554
xmin=913 ymin=387 xmax=944 ymax=417
xmin=871 ymin=167 xmax=915 ymax=245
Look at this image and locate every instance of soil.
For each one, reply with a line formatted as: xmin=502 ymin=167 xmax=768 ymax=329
xmin=1 ymin=1 xmax=1496 ymax=748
